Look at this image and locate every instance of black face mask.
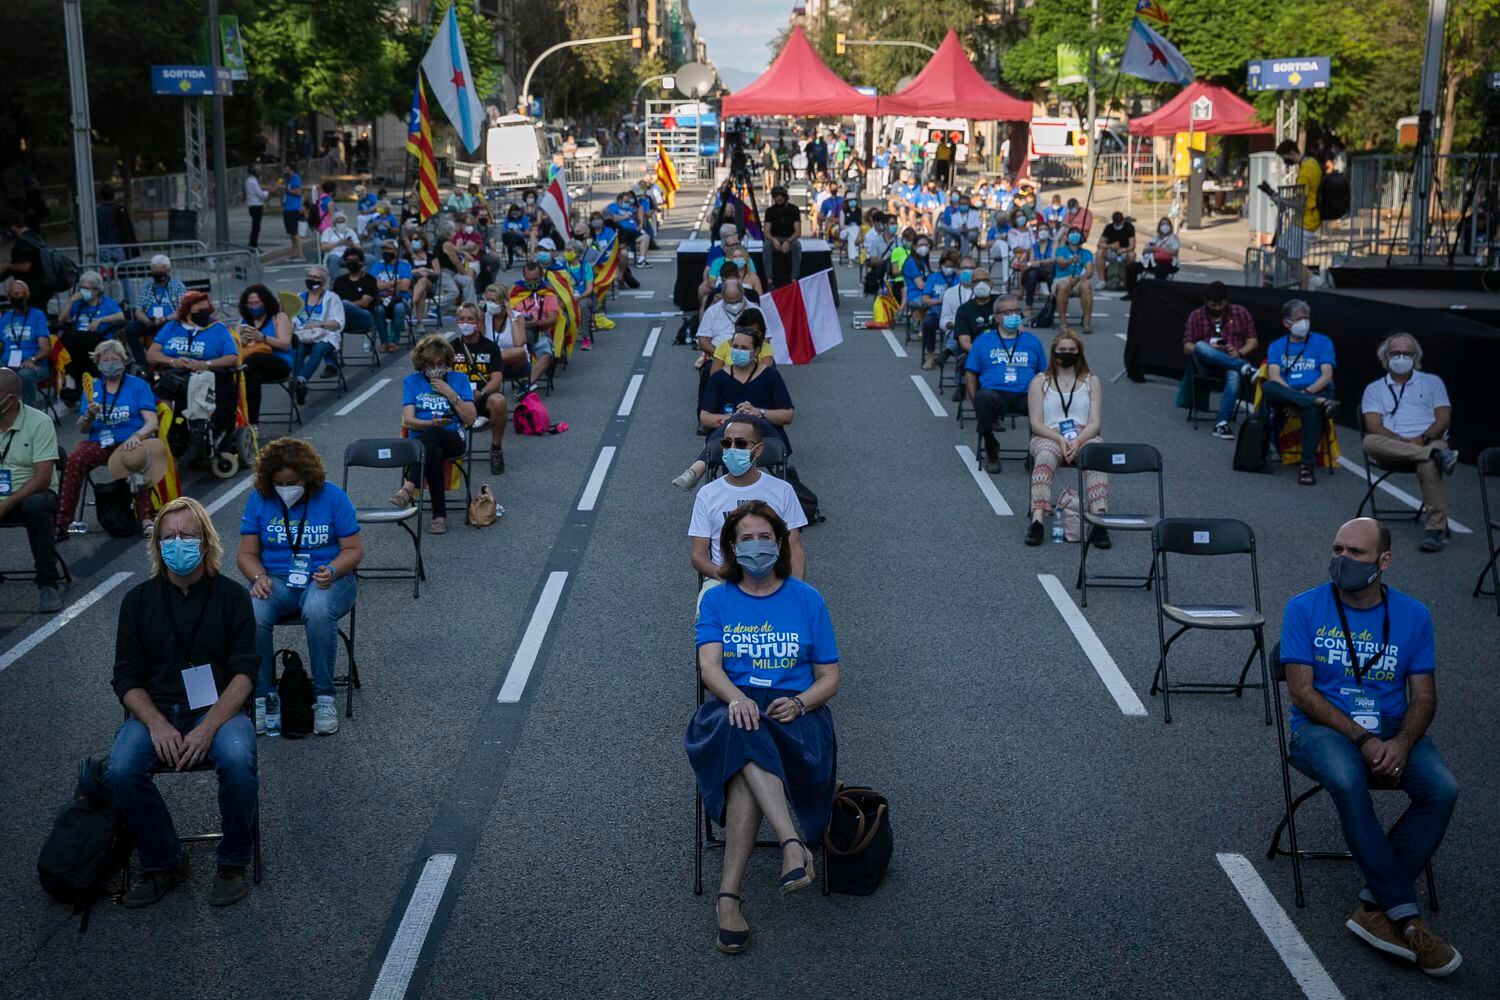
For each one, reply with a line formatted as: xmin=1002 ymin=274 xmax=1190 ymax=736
xmin=190 ymin=310 xmax=213 ymax=326
xmin=152 ymin=273 xmax=169 ymax=284
xmin=11 ymin=298 xmax=29 ymax=310
xmin=382 ymin=252 xmax=397 ymax=262
xmin=1054 ymin=353 xmax=1079 ymax=368
xmin=306 ymin=279 xmax=323 ymax=291
xmin=344 ymin=260 xmax=362 ymax=272
xmin=1205 ymin=304 xmax=1225 ymax=317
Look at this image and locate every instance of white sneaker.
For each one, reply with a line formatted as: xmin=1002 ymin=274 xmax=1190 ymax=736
xmin=1212 ymin=422 xmax=1235 ymax=440
xmin=313 ymin=696 xmax=338 ymax=735
xmin=672 ymin=467 xmax=701 ymax=491
xmin=254 ymin=697 xmax=266 ymax=735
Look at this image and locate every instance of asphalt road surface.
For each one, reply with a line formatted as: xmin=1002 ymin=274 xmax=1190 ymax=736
xmin=1 ymin=185 xmax=1495 ymax=1000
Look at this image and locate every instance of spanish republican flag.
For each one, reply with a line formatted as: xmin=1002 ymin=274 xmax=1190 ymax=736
xmin=407 ymin=76 xmax=440 ymax=222
xmin=592 ymin=236 xmax=621 ymax=295
xmin=654 ymin=141 xmax=680 ymax=209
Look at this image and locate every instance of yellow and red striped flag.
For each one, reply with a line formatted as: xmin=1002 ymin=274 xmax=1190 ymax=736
xmin=654 ymin=141 xmax=680 ymax=209
xmin=407 ymin=75 xmax=440 ymax=221
xmin=1135 ymin=0 xmax=1169 ymax=23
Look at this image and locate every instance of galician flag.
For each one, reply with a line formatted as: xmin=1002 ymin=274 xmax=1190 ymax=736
xmin=1120 ymin=16 xmax=1193 ymax=85
xmin=762 ymin=270 xmax=843 ymax=365
xmin=539 ymin=167 xmax=571 ymax=240
xmin=421 ymin=6 xmax=486 ymax=153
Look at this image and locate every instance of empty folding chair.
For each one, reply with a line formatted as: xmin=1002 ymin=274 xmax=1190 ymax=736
xmin=1075 ymin=442 xmax=1164 ymax=607
xmin=1265 ymin=642 xmax=1440 ymax=910
xmin=1149 ymin=517 xmax=1270 ymax=724
xmin=1470 ymin=447 xmax=1500 ymax=616
xmin=342 ymin=438 xmax=425 ymax=598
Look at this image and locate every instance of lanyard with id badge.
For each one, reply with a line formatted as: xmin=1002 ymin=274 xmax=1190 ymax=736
xmin=95 ymin=383 xmax=122 ymax=447
xmin=5 ymin=316 xmax=28 ymax=368
xmin=1332 ymin=584 xmax=1390 ymax=734
xmin=0 ymin=429 xmax=16 ymax=496
xmin=997 ymin=334 xmax=1023 ymax=386
xmin=164 ymin=580 xmax=220 ymax=711
xmin=278 ymin=499 xmax=313 ymax=588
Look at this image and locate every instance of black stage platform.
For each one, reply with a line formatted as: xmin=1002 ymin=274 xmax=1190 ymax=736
xmin=674 ymin=238 xmax=837 ymax=311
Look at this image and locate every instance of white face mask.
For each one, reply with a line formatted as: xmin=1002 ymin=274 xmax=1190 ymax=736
xmin=1387 ymin=354 xmax=1415 ymax=375
xmin=484 ymin=300 xmax=502 ymax=315
xmin=1159 ymin=224 xmax=1171 ymax=235
xmin=973 ymin=281 xmax=992 ymax=299
xmin=456 ymin=322 xmax=476 ymax=336
xmin=274 ymin=484 xmax=305 ymax=509
xmin=1289 ymin=318 xmax=1311 ymax=339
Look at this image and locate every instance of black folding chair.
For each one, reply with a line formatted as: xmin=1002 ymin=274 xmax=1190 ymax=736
xmin=342 ymin=438 xmax=425 ymax=599
xmin=272 ymin=607 xmax=361 ymax=718
xmin=1356 ymin=438 xmax=1427 ymax=525
xmin=300 ymin=334 xmax=350 ymax=397
xmin=705 ymin=435 xmax=788 ymax=482
xmin=119 ymin=701 xmax=264 ymax=893
xmin=1473 ymin=447 xmax=1500 ymax=616
xmin=1265 ymin=642 xmax=1440 ymax=910
xmin=1075 ymin=442 xmax=1164 ymax=607
xmin=1150 ymin=517 xmax=1270 ymax=725
xmin=0 ymin=445 xmax=73 ymax=584
xmin=1183 ymin=354 xmax=1227 ymax=430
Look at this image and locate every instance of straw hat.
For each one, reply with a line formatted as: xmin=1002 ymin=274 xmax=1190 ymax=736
xmin=106 ymin=438 xmax=172 ymax=487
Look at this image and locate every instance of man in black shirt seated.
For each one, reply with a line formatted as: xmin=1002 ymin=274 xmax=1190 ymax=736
xmin=761 ymin=186 xmax=802 ymax=290
xmin=451 ymin=301 xmax=510 ymax=474
xmin=333 ymin=248 xmax=379 ymax=345
xmin=1094 ymin=211 xmax=1136 ymax=288
xmin=108 ymin=496 xmax=258 ymax=908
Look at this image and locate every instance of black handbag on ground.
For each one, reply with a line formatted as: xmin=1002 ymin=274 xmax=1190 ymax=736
xmin=92 ymin=478 xmax=140 ymax=538
xmin=1233 ymin=411 xmax=1270 ymax=473
xmin=823 ymin=783 xmax=892 ymax=895
xmin=276 ymin=649 xmax=315 ymax=738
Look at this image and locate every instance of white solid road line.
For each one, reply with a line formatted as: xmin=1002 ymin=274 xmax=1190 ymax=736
xmin=1037 ymin=574 xmax=1149 ymax=717
xmin=368 ymin=853 xmax=458 ymax=1000
xmin=204 ymin=476 xmax=258 ymax=516
xmin=1216 ymin=852 xmax=1344 ymax=1000
xmin=577 ymin=447 xmax=617 ymax=512
xmin=618 ymin=374 xmax=645 ymax=417
xmin=955 ymin=445 xmax=1013 ymax=515
xmin=620 ymin=290 xmax=655 ymax=298
xmin=1115 ymin=333 xmax=1128 ymax=342
xmin=642 ymin=325 xmax=662 ymax=357
xmin=336 ymin=377 xmax=392 ymax=417
xmin=910 ymin=374 xmax=947 ymax=417
xmin=497 ymin=571 xmax=569 ymax=703
xmin=883 ymin=331 xmax=908 ymax=358
xmin=1333 ymin=456 xmax=1472 ymax=534
xmin=0 ymin=571 xmax=133 ymax=674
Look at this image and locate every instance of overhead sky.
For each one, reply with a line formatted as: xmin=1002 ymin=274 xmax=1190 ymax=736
xmin=695 ymin=0 xmax=786 ymax=84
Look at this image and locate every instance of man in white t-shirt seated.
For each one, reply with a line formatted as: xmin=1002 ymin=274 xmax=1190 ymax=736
xmin=689 ymin=415 xmax=808 ymax=602
xmin=1358 ymin=332 xmax=1459 ymax=554
xmin=694 ymin=265 xmax=759 ymax=355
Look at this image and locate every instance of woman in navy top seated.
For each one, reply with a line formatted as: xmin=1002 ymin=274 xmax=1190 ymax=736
xmin=59 ymin=270 xmax=126 ymax=388
xmin=685 ymin=501 xmax=840 ymax=954
xmin=235 ymin=437 xmax=363 ymax=736
xmin=54 ymin=338 xmax=160 ymax=532
xmin=234 ymin=284 xmax=294 ymax=426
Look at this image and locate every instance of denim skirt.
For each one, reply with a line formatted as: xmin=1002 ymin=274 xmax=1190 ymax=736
xmin=684 ymin=686 xmax=836 ymax=841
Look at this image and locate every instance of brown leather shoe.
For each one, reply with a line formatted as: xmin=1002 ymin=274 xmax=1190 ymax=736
xmin=1403 ymin=919 xmax=1462 ymax=977
xmin=1345 ymin=905 xmax=1415 ymax=962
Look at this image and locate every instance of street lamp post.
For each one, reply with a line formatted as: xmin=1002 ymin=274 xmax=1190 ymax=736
xmin=633 ymin=74 xmax=675 ymax=124
xmin=62 ymin=0 xmax=97 ymax=261
xmin=519 ymin=31 xmax=641 ymax=117
xmin=206 ymin=0 xmax=230 ymax=246
xmin=836 ymin=38 xmax=937 ymax=57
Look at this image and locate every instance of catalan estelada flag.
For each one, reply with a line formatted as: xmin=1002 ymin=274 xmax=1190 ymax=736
xmin=1135 ymin=0 xmax=1169 ymax=23
xmin=407 ymin=76 xmax=440 ymax=222
xmin=149 ymin=399 xmax=183 ymax=509
xmin=591 ymin=236 xmax=621 ymax=296
xmin=654 ymin=141 xmax=680 ymax=209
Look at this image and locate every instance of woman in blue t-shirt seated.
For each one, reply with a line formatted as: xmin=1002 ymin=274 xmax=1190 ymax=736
xmin=672 ymin=319 xmax=795 ymax=491
xmin=685 ymin=501 xmax=841 ymax=955
xmin=236 ymin=437 xmax=364 ymax=736
xmin=55 ymin=338 xmax=160 ymax=533
xmin=145 ymin=290 xmax=241 ymax=451
xmin=59 ymin=270 xmax=126 ymax=389
xmin=234 ymin=284 xmax=294 ymax=426
xmin=391 ymin=333 xmax=476 ymax=535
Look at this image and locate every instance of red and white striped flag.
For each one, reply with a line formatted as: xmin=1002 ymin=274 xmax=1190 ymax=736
xmin=540 ymin=167 xmax=571 ymax=238
xmin=763 ymin=269 xmax=843 ymax=365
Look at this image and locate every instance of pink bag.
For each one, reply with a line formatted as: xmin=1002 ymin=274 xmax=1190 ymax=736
xmin=512 ymin=392 xmax=568 ymax=436
xmin=1057 ymin=486 xmax=1082 ymax=543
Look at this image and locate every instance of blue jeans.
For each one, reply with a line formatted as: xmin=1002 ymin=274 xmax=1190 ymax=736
xmin=252 ymin=574 xmax=357 ymax=697
xmin=374 ymin=300 xmax=408 ymax=345
xmin=1289 ymin=722 xmax=1458 ymax=920
xmin=343 ymin=303 xmax=374 ymax=340
xmin=293 ymin=340 xmax=337 ymax=382
xmin=1260 ymin=380 xmax=1334 ymax=466
xmin=16 ymin=363 xmax=48 ymax=407
xmin=1190 ymin=341 xmax=1245 ymax=426
xmin=107 ymin=706 xmax=258 ymax=869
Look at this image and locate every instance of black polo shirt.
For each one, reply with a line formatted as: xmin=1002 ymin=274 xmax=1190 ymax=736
xmin=954 ymin=297 xmax=998 ymax=348
xmin=111 ymin=573 xmax=257 ymax=710
xmin=765 ymin=202 xmax=801 ymax=240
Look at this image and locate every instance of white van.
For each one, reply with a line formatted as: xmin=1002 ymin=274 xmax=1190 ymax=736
xmin=884 ymin=117 xmax=970 ymax=163
xmin=485 ymin=115 xmax=549 ymax=184
xmin=1029 ymin=116 xmax=1128 ymax=159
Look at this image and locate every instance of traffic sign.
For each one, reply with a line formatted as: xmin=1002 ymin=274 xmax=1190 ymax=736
xmin=1247 ymin=57 xmax=1330 ymax=92
xmin=1191 ymin=96 xmax=1213 ymax=121
xmin=151 ymin=65 xmax=226 ymax=96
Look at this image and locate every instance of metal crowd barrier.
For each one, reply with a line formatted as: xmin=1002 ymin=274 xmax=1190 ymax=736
xmin=112 ymin=244 xmax=263 ymax=311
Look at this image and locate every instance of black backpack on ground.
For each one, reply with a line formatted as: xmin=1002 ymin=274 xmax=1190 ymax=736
xmin=823 ymin=784 xmax=893 ymax=896
xmin=1233 ymin=411 xmax=1270 ymax=473
xmin=37 ymin=755 xmax=133 ymax=930
xmin=92 ymin=479 xmax=141 ymax=538
xmin=783 ymin=465 xmax=825 ymax=526
xmin=1029 ymin=295 xmax=1056 ymax=329
xmin=862 ymin=257 xmax=888 ymax=297
xmin=276 ymin=649 xmax=315 ymax=738
xmin=1317 ymin=169 xmax=1350 ymax=222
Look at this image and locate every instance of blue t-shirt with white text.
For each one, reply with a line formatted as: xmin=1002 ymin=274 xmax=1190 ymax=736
xmin=239 ymin=483 xmax=360 ymax=578
xmin=1279 ymin=584 xmax=1434 ymax=734
xmin=2 ymin=307 xmax=49 ymax=365
xmin=401 ymin=371 xmax=474 ymax=434
xmin=1267 ymin=333 xmax=1336 ymax=390
xmin=965 ymin=330 xmax=1045 ymax=393
xmin=153 ymin=320 xmax=238 ymax=361
xmin=695 ymin=578 xmax=839 ymax=693
xmin=83 ymin=374 xmax=156 ymax=444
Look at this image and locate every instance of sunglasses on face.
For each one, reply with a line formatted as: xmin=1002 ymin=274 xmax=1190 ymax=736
xmin=721 ymin=438 xmax=758 ymax=450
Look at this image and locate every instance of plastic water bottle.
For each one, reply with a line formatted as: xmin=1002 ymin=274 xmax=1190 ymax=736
xmin=265 ymin=691 xmax=281 ymax=736
xmin=1051 ymin=513 xmax=1064 ymax=544
xmin=67 ymin=520 xmax=89 ymax=534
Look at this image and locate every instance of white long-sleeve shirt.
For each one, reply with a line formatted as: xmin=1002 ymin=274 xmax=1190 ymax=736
xmin=244 ymin=174 xmax=268 ymax=208
xmin=292 ymin=291 xmax=345 ymax=345
xmin=940 ymin=282 xmax=974 ymax=331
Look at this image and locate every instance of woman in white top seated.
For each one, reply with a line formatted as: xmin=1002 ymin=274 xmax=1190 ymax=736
xmin=1024 ymin=329 xmax=1111 ymax=548
xmin=1124 ymin=216 xmax=1180 ymax=300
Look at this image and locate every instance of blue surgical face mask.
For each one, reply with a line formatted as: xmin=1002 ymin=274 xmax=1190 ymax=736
xmin=159 ymin=537 xmax=203 ymax=576
xmin=535 ymin=253 xmax=552 ymax=265
xmin=1068 ymin=232 xmax=1082 ymax=245
xmin=722 ymin=447 xmax=754 ymax=476
xmin=729 ymin=347 xmax=752 ymax=368
xmin=735 ymin=538 xmax=780 ymax=578
xmin=959 ymin=269 xmax=973 ymax=284
xmin=1002 ymin=313 xmax=1023 ymax=332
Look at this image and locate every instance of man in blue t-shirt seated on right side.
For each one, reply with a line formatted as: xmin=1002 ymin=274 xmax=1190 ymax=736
xmin=1262 ymin=297 xmax=1339 ymax=486
xmin=963 ymin=294 xmax=1044 ymax=474
xmin=1279 ymin=517 xmax=1460 ymax=978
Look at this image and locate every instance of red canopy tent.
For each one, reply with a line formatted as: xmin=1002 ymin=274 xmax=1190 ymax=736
xmin=721 ymin=25 xmax=878 ymax=117
xmin=1127 ymin=81 xmax=1272 ymax=136
xmin=876 ymin=30 xmax=1031 ymax=120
